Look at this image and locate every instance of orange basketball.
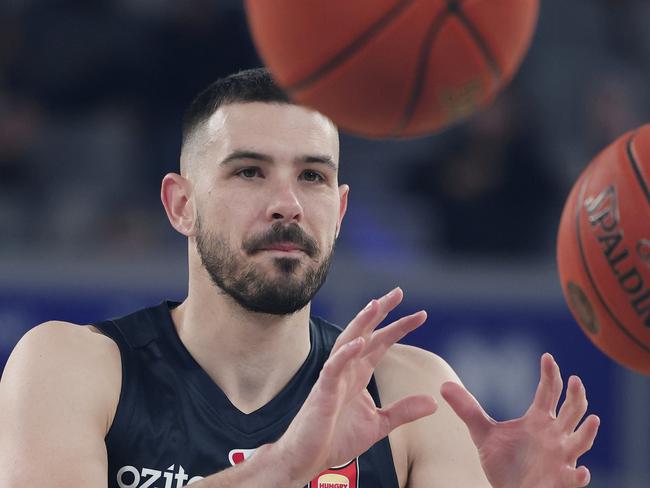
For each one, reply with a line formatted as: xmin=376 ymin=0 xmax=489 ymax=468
xmin=557 ymin=125 xmax=650 ymax=376
xmin=244 ymin=0 xmax=539 ymax=138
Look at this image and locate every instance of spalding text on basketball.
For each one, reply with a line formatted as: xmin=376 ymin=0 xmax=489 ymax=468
xmin=585 ymin=185 xmax=650 ymax=327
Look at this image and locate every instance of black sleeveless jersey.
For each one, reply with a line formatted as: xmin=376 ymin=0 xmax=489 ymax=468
xmin=94 ymin=301 xmax=399 ymax=488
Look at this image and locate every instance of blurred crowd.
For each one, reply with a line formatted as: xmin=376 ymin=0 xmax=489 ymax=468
xmin=1 ymin=0 xmax=258 ymax=253
xmin=1 ymin=0 xmax=649 ymax=258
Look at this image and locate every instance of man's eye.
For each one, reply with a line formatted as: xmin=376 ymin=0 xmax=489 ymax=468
xmin=302 ymin=170 xmax=324 ymax=182
xmin=238 ymin=167 xmax=261 ymax=179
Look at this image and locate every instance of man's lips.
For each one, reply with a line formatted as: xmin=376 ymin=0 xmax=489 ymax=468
xmin=258 ymin=243 xmax=305 ymax=253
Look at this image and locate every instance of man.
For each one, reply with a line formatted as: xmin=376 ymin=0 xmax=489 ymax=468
xmin=0 ymin=69 xmax=599 ymax=487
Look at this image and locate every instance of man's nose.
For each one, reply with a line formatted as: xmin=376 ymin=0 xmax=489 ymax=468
xmin=266 ymin=184 xmax=303 ymax=223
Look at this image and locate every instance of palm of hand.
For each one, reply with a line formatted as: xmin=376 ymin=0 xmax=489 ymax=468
xmin=279 ymin=290 xmax=437 ymax=481
xmin=479 ymin=416 xmax=567 ymax=488
xmin=442 ymin=354 xmax=600 ymax=488
xmin=310 ymin=325 xmax=419 ymax=469
xmin=325 ymin=387 xmax=385 ymax=467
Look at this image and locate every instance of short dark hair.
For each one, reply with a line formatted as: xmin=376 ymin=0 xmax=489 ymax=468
xmin=182 ymin=68 xmax=291 ymax=147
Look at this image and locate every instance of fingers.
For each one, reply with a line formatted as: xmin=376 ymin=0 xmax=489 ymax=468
xmin=318 ymin=337 xmax=365 ymax=395
xmin=367 ymin=287 xmax=404 ymax=333
xmin=377 ymin=395 xmax=438 ymax=436
xmin=557 ymin=375 xmax=588 ymax=433
xmin=334 ymin=287 xmax=404 ymax=352
xmin=440 ymin=381 xmax=493 ymax=447
xmin=567 ymin=414 xmax=600 ymax=459
xmin=364 ymin=310 xmax=427 ymax=367
xmin=563 ymin=465 xmax=591 ymax=488
xmin=531 ymin=353 xmax=564 ymax=417
xmin=575 ymin=466 xmax=591 ymax=487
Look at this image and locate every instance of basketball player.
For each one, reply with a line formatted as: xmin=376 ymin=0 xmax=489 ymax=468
xmin=0 ymin=69 xmax=599 ymax=488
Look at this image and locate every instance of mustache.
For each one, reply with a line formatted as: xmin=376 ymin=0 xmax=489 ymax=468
xmin=243 ymin=223 xmax=319 ymax=257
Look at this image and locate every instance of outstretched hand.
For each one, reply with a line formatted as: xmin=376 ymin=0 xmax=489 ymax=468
xmin=276 ymin=288 xmax=437 ymax=484
xmin=441 ymin=353 xmax=600 ymax=488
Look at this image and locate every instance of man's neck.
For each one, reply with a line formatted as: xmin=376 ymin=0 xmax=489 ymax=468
xmin=170 ymin=281 xmax=312 ymax=414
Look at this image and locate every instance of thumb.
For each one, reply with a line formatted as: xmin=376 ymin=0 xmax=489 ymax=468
xmin=379 ymin=394 xmax=438 ymax=435
xmin=440 ymin=381 xmax=494 ymax=447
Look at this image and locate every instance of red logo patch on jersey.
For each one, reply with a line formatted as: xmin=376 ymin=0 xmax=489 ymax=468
xmin=228 ymin=448 xmax=257 ymax=466
xmin=309 ymin=458 xmax=359 ymax=488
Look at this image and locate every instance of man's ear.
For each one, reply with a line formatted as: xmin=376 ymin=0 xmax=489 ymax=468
xmin=161 ymin=173 xmax=197 ymax=236
xmin=336 ymin=184 xmax=349 ymax=238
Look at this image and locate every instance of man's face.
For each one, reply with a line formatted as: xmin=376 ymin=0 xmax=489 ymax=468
xmin=186 ymin=102 xmax=346 ymax=315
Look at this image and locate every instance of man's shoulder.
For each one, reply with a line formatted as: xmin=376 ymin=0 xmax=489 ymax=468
xmin=1 ymin=319 xmax=123 ymax=440
xmin=374 ymin=344 xmax=460 ymax=400
xmin=15 ymin=319 xmax=119 ymax=362
xmin=374 ymin=344 xmax=467 ymax=485
xmin=3 ymin=320 xmax=122 ymax=410
xmin=0 ymin=321 xmax=124 ymax=485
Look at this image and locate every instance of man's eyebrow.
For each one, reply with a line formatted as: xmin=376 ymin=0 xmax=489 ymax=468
xmin=219 ymin=150 xmax=272 ymax=166
xmin=220 ymin=150 xmax=338 ymax=171
xmin=298 ymin=154 xmax=338 ymax=171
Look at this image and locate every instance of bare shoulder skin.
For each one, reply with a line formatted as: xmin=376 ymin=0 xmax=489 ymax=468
xmin=0 ymin=321 xmax=121 ymax=487
xmin=375 ymin=344 xmax=490 ymax=488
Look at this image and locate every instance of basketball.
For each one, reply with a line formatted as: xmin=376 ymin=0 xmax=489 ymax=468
xmin=244 ymin=0 xmax=539 ymax=138
xmin=557 ymin=124 xmax=650 ymax=376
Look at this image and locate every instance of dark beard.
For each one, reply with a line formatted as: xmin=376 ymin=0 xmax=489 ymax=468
xmin=195 ymin=219 xmax=334 ymax=315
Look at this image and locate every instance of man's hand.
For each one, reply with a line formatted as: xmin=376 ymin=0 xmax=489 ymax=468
xmin=275 ymin=288 xmax=438 ymax=484
xmin=441 ymin=353 xmax=600 ymax=488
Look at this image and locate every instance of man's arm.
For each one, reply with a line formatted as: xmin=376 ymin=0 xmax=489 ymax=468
xmin=0 ymin=321 xmax=121 ymax=487
xmin=376 ymin=345 xmax=491 ymax=488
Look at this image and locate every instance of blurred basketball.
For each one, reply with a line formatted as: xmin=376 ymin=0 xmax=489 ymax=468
xmin=557 ymin=124 xmax=650 ymax=376
xmin=244 ymin=0 xmax=539 ymax=138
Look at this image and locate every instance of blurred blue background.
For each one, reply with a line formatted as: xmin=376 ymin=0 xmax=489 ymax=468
xmin=1 ymin=1 xmax=649 ymax=486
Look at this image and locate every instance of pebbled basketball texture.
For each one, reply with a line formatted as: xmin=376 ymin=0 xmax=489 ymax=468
xmin=557 ymin=124 xmax=650 ymax=376
xmin=244 ymin=0 xmax=539 ymax=138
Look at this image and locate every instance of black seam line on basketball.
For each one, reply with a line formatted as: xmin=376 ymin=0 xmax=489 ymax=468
xmin=626 ymin=132 xmax=650 ymax=205
xmin=452 ymin=4 xmax=501 ymax=82
xmin=391 ymin=8 xmax=451 ymax=135
xmin=285 ymin=0 xmax=419 ymax=94
xmin=392 ymin=0 xmax=502 ymax=136
xmin=574 ymin=174 xmax=650 ymax=354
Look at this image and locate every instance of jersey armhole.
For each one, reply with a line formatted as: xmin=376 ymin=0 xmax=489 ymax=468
xmin=367 ymin=376 xmax=401 ymax=488
xmin=95 ymin=320 xmax=138 ymax=446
